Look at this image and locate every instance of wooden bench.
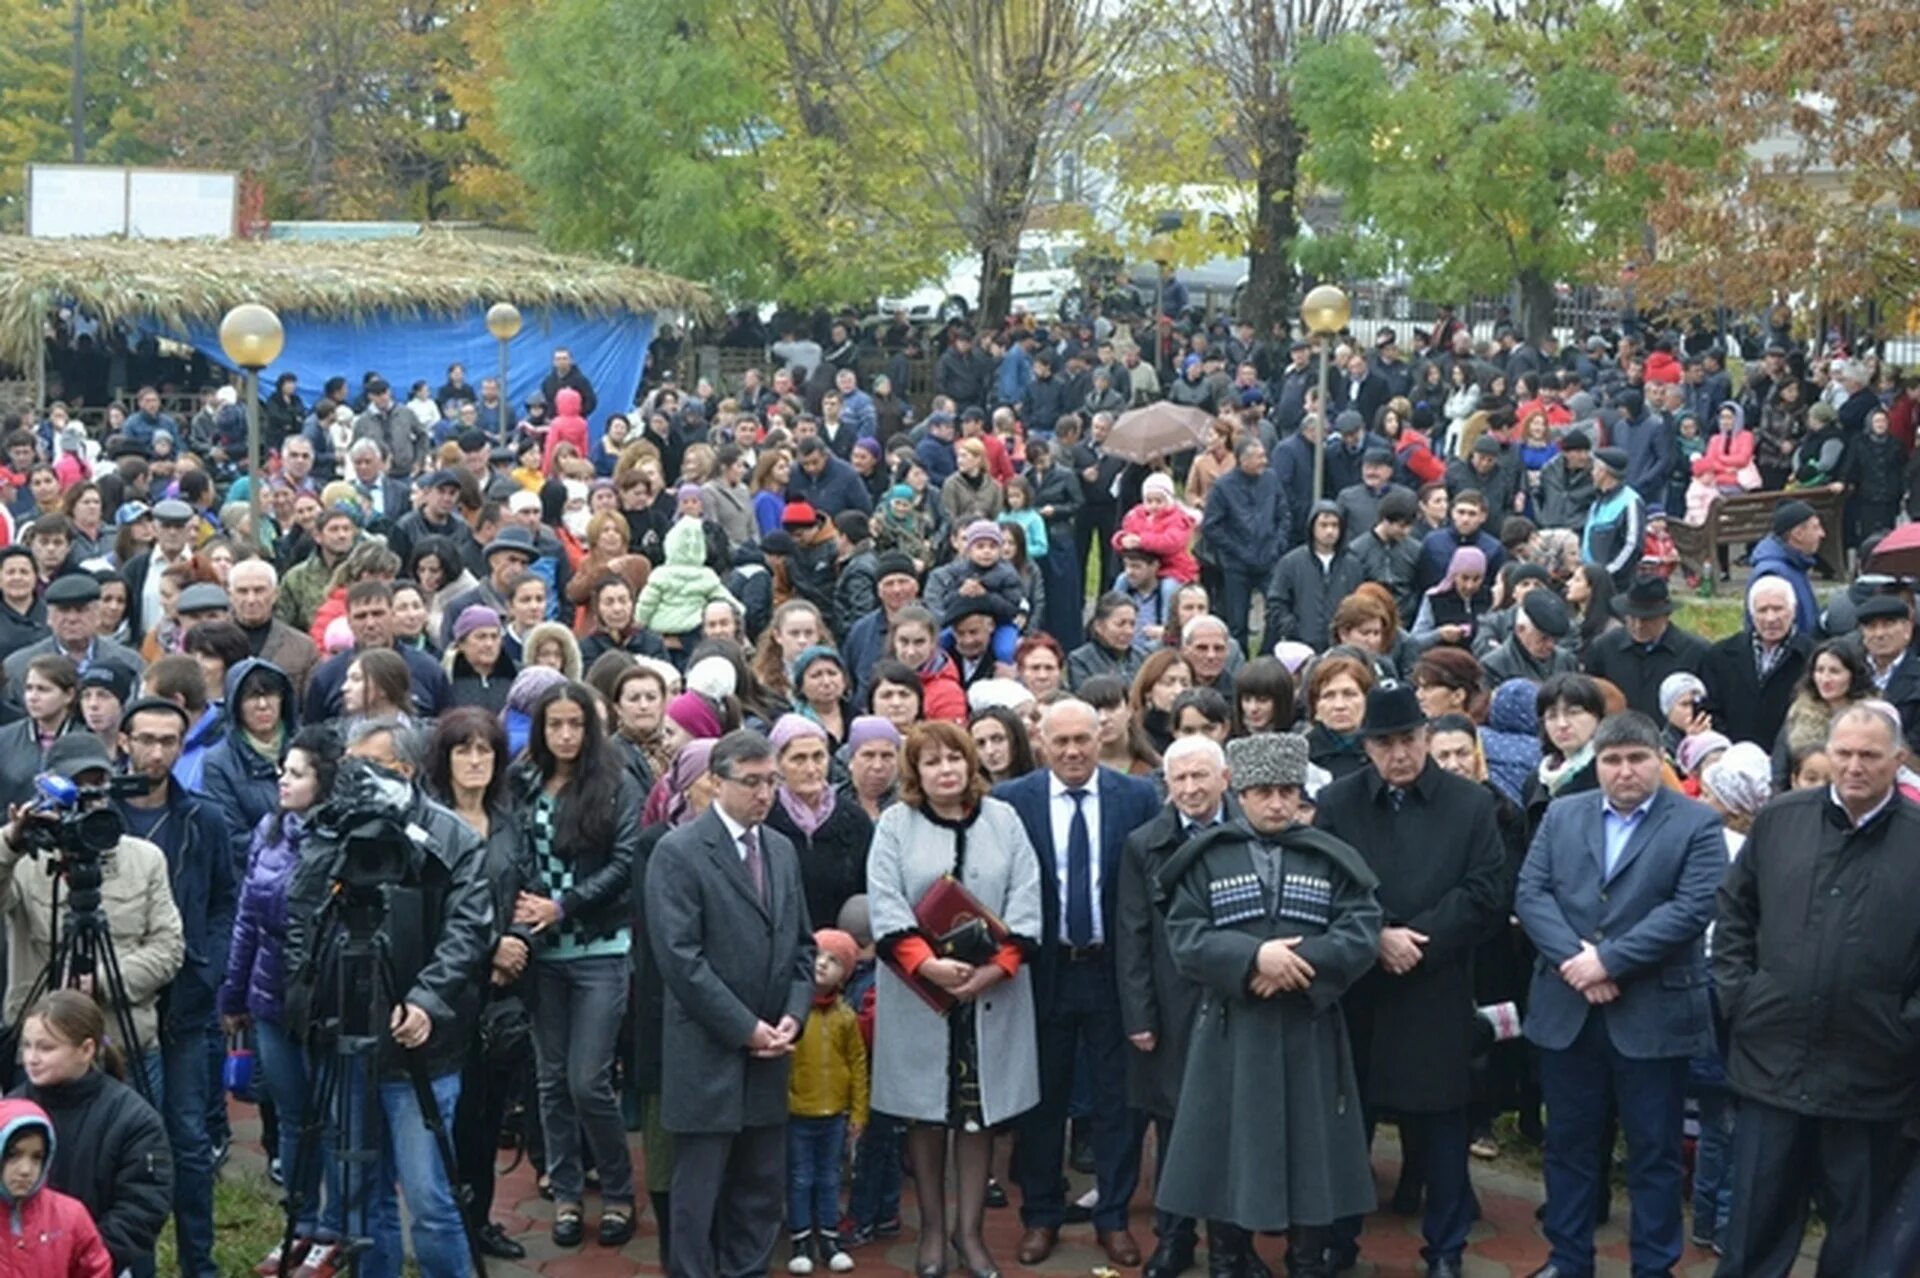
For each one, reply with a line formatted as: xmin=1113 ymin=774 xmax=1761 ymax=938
xmin=1668 ymin=486 xmax=1848 ymax=594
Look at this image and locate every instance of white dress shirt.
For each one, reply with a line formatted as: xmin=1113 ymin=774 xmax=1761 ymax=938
xmin=1049 ymin=769 xmax=1104 ymax=945
xmin=715 ymin=805 xmax=757 ymax=861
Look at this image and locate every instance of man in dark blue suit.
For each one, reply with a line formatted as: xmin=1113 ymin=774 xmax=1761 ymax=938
xmin=995 ymin=699 xmax=1162 ymax=1269
xmin=1514 ymin=711 xmax=1725 ymax=1278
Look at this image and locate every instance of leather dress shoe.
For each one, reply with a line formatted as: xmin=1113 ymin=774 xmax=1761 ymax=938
xmin=1426 ymin=1260 xmax=1463 ymax=1278
xmin=1524 ymin=1267 xmax=1582 ymax=1278
xmin=1143 ymin=1236 xmax=1196 ymax=1278
xmin=1098 ymin=1228 xmax=1143 ymax=1267
xmin=477 ymin=1223 xmax=527 ymax=1259
xmin=1016 ymin=1228 xmax=1058 ymax=1266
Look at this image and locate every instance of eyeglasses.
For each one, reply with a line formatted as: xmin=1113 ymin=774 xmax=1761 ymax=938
xmin=721 ymin=773 xmax=779 ymax=792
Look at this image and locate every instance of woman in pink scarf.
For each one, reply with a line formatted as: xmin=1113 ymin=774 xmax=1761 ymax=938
xmin=762 ymin=713 xmax=875 ymax=933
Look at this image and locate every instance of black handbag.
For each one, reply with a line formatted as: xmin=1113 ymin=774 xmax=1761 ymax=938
xmin=478 ymin=995 xmax=532 ymax=1069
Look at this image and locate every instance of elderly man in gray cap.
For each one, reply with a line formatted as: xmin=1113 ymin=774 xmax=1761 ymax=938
xmin=1153 ymin=732 xmax=1382 ymax=1278
xmin=2 ymin=572 xmax=144 ymax=715
xmin=1581 ymin=446 xmax=1647 ymax=589
xmin=1484 ymin=589 xmax=1581 ymax=684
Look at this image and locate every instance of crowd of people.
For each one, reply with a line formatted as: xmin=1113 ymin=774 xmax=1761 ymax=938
xmin=0 ymin=303 xmax=1915 ymax=1278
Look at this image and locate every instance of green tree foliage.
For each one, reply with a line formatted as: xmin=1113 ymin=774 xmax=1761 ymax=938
xmin=1295 ymin=1 xmax=1723 ymax=339
xmin=0 ymin=0 xmax=179 ymax=226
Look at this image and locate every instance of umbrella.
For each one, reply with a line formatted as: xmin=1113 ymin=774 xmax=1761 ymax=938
xmin=1102 ymin=403 xmax=1215 ymax=464
xmin=1865 ymin=523 xmax=1920 ymax=578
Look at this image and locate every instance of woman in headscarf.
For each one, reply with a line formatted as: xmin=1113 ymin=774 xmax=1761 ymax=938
xmin=763 ymin=714 xmax=875 ymax=931
xmin=633 ymin=738 xmax=719 ymax=1271
xmin=1411 ymin=546 xmax=1489 ymax=652
xmin=840 ymin=715 xmax=903 ymax=821
xmin=639 ymin=691 xmax=725 ymax=826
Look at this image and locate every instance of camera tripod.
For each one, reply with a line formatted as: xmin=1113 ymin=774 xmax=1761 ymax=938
xmin=8 ymin=849 xmax=156 ymax=1106
xmin=278 ymin=882 xmax=487 ymax=1278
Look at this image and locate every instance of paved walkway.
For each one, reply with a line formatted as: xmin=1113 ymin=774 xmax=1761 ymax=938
xmin=227 ymin=1112 xmax=1816 ymax=1277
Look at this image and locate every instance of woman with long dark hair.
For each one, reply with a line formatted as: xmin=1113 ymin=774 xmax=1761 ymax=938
xmin=968 ymin=705 xmax=1037 ymax=783
xmin=510 ymin=681 xmax=644 ymax=1248
xmin=426 ymin=709 xmax=538 ymax=1261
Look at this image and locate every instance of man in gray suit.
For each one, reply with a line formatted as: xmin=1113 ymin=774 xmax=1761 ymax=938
xmin=1514 ymin=711 xmax=1725 ymax=1278
xmin=646 ymin=730 xmax=817 ymax=1278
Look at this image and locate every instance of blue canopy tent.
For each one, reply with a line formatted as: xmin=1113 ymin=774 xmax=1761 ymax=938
xmin=0 ymin=233 xmax=710 ymax=441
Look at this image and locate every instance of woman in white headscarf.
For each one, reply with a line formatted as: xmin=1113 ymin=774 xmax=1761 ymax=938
xmin=1698 ymin=740 xmax=1773 ymax=858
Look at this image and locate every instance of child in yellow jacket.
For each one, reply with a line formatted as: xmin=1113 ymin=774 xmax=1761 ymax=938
xmin=787 ymin=928 xmax=869 ymax=1274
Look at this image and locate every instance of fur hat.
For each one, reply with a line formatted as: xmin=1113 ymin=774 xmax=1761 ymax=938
xmin=1225 ymin=732 xmax=1310 ymax=792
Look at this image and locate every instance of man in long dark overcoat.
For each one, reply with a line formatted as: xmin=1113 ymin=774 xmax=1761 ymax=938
xmin=646 ymin=730 xmax=817 ymax=1278
xmin=1117 ymin=736 xmax=1234 ymax=1278
xmin=1155 ymin=732 xmax=1382 ymax=1278
xmin=1314 ymin=684 xmax=1508 ymax=1278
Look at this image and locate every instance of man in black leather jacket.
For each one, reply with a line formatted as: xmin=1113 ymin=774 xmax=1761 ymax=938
xmin=283 ymin=718 xmax=494 ymax=1278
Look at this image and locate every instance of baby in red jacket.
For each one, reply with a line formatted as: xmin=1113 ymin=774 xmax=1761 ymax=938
xmin=0 ymin=1099 xmax=112 ymax=1277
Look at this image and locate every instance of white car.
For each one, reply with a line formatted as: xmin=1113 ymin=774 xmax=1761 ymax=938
xmin=877 ymin=238 xmax=1082 ymax=323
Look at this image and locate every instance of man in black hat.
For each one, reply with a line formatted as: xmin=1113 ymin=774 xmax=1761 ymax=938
xmin=1582 ymin=577 xmax=1710 ymax=720
xmin=1315 ymin=685 xmax=1507 ymax=1278
xmin=1853 ymin=594 xmax=1920 ymax=755
xmin=438 ymin=525 xmax=538 ymax=648
xmin=1 ymin=573 xmax=143 ymax=715
xmin=114 ymin=694 xmax=234 ymax=1278
xmin=1747 ymin=498 xmax=1823 ymax=639
xmin=1335 ymin=447 xmax=1413 ymax=549
xmin=387 ymin=469 xmax=477 ymax=568
xmin=1582 ymin=447 xmax=1647 ymax=590
xmin=1536 ymin=428 xmax=1595 ymax=530
xmin=1484 ymin=589 xmax=1581 ymax=683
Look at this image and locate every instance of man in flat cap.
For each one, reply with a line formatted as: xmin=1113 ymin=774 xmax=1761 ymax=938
xmin=1581 ymin=446 xmax=1647 ymax=590
xmin=1483 ymin=588 xmax=1581 ymax=684
xmin=1 ymin=572 xmax=143 ymax=715
xmin=1153 ymin=732 xmax=1382 ymax=1278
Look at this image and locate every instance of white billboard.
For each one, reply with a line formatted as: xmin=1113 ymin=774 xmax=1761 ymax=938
xmin=26 ymin=164 xmax=238 ymax=239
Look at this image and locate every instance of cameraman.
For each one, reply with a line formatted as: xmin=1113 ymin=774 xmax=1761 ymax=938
xmin=0 ymin=735 xmax=185 ymax=1072
xmin=114 ymin=696 xmax=236 ymax=1278
xmin=282 ymin=716 xmax=494 ymax=1278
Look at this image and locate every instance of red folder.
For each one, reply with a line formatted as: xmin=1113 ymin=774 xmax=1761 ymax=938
xmin=881 ymin=875 xmax=1012 ymax=1013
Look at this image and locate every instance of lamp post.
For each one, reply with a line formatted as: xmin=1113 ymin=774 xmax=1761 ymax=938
xmin=486 ymin=302 xmax=522 ymax=443
xmin=1299 ymin=284 xmax=1351 ymax=505
xmin=217 ymin=302 xmax=285 ymax=541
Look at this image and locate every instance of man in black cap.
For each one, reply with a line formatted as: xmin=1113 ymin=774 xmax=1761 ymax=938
xmin=1347 ymin=489 xmax=1424 ymax=627
xmin=1582 ymin=577 xmax=1710 ymax=720
xmin=438 ymin=525 xmax=538 ymax=648
xmin=1153 ymin=731 xmax=1381 ymax=1278
xmin=1446 ymin=434 xmax=1521 ymax=522
xmin=353 ymin=376 xmax=427 ymax=477
xmin=934 ymin=328 xmax=994 ymax=412
xmin=77 ymin=662 xmax=135 ymax=763
xmin=1484 ymin=589 xmax=1581 ymax=683
xmin=174 ymin=583 xmax=231 ymax=633
xmin=1853 ymin=594 xmax=1920 ymax=755
xmin=1747 ymin=498 xmax=1823 ymax=638
xmin=1314 ymin=684 xmax=1507 ymax=1278
xmin=843 ymin=553 xmax=921 ymax=699
xmin=1 ymin=572 xmax=143 ymax=715
xmin=113 ymin=694 xmax=234 ymax=1278
xmin=1536 ymin=428 xmax=1595 ymax=530
xmin=1271 ymin=339 xmax=1317 ymax=436
xmin=1334 ymin=447 xmax=1413 ymax=549
xmin=1582 ymin=447 xmax=1647 ymax=590
xmin=1372 ymin=327 xmax=1413 ymax=399
xmin=387 ymin=468 xmax=476 ymax=568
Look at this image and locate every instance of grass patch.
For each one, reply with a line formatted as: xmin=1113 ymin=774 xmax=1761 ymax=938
xmin=159 ymin=1169 xmax=287 ymax=1277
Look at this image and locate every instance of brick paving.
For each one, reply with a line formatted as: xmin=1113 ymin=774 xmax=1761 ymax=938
xmin=227 ymin=1109 xmax=1817 ymax=1277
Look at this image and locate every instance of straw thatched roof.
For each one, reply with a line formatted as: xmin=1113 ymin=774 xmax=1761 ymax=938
xmin=0 ymin=233 xmax=713 ymax=368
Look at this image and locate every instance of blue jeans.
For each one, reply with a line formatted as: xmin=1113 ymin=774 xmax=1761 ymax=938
xmin=255 ymin=1019 xmax=329 ymax=1238
xmin=1691 ymin=1086 xmax=1735 ymax=1248
xmin=143 ymin=1026 xmax=219 ymax=1278
xmin=336 ymin=1066 xmax=468 ymax=1278
xmin=786 ymin=1115 xmax=847 ymax=1234
xmin=848 ymin=1115 xmax=903 ymax=1228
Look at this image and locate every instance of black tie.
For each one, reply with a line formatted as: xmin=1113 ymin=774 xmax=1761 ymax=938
xmin=1066 ymin=789 xmax=1093 ymax=947
xmin=1389 ymin=787 xmax=1407 ymax=812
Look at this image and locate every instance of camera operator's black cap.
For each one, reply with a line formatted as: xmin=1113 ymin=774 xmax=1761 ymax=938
xmin=44 ymin=735 xmax=112 ymax=781
xmin=119 ymin=695 xmax=190 ymax=734
xmin=44 ymin=574 xmax=101 ymax=607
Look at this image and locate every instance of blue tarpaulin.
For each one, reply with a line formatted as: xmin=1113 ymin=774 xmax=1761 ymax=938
xmin=150 ymin=303 xmax=656 ymax=440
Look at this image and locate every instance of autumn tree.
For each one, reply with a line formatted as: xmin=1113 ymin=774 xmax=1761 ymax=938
xmin=1644 ymin=0 xmax=1920 ymax=322
xmin=1295 ymin=0 xmax=1724 ymax=341
xmin=0 ymin=0 xmax=179 ymax=225
xmin=146 ymin=0 xmax=453 ymax=219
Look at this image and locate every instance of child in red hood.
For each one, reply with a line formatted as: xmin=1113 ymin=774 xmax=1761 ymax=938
xmin=540 ymin=387 xmax=590 ymax=475
xmin=0 ymin=1099 xmax=113 ymax=1278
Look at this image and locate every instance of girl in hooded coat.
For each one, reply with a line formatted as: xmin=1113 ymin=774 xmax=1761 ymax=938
xmin=0 ymin=1099 xmax=114 ymax=1278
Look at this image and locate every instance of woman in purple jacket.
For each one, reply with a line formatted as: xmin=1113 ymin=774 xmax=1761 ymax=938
xmin=218 ymin=724 xmax=342 ymax=1277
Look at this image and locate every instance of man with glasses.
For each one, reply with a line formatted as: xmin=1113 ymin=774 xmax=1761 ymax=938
xmin=646 ymin=730 xmax=816 ymax=1278
xmin=114 ymin=695 xmax=236 ymax=1278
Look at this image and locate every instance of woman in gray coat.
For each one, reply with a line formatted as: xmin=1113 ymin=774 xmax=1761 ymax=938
xmin=868 ymin=720 xmax=1042 ymax=1278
